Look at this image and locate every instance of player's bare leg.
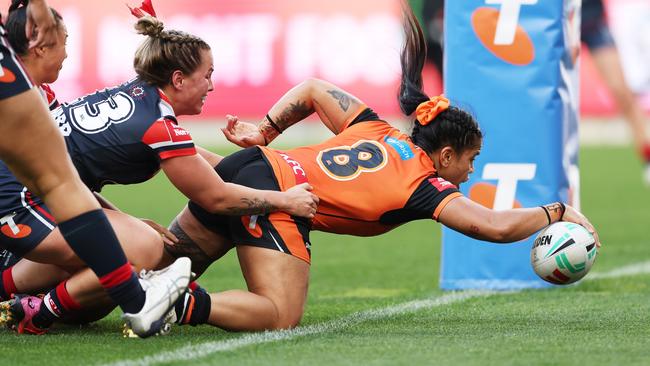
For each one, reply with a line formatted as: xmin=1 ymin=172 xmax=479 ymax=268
xmin=590 ymin=46 xmax=650 ymax=183
xmin=166 ymin=207 xmax=309 ymax=331
xmin=208 ymin=245 xmax=309 ymax=331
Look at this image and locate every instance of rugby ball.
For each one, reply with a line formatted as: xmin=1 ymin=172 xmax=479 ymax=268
xmin=531 ymin=221 xmax=598 ymax=285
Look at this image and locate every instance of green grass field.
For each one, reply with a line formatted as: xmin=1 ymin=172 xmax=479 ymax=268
xmin=1 ymin=145 xmax=649 ymax=366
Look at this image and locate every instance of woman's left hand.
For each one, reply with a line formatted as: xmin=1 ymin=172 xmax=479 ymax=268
xmin=221 ymin=114 xmax=266 ymax=147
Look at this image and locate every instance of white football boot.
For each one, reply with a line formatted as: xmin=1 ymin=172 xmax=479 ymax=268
xmin=122 ymin=257 xmax=191 ymax=338
xmin=643 ymin=163 xmax=650 ymax=186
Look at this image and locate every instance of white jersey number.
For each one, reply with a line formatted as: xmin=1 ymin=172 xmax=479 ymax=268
xmin=69 ymin=91 xmax=135 ymax=134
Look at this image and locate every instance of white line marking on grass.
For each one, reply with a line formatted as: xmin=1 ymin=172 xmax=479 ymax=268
xmin=103 ymin=260 xmax=650 ymax=366
xmin=585 ymin=260 xmax=650 ymax=280
xmin=102 ymin=290 xmax=495 ymax=366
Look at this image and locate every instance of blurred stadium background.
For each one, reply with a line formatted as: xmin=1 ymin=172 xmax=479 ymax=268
xmin=2 ymin=0 xmax=649 ymax=142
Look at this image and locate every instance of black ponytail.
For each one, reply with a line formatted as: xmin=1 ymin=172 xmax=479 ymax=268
xmin=398 ymin=1 xmax=482 ymax=154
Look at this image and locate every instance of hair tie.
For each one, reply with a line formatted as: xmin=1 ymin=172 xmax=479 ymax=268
xmin=415 ymin=95 xmax=449 ymax=126
xmin=127 ymin=0 xmax=157 ymax=19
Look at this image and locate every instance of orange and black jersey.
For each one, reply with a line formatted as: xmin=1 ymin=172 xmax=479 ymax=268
xmin=259 ymin=106 xmax=462 ymax=236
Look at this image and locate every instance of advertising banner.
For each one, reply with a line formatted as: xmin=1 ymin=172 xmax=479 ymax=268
xmin=440 ymin=0 xmax=581 ymax=290
xmin=0 ymin=0 xmax=403 ymax=119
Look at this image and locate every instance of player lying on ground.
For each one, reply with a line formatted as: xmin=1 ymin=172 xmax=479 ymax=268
xmin=0 ymin=0 xmax=317 ymax=335
xmin=159 ymin=3 xmax=600 ymax=331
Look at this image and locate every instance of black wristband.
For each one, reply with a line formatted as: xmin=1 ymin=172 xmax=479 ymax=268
xmin=540 ymin=206 xmax=551 ymax=225
xmin=266 ymin=114 xmax=282 ymax=134
xmin=559 ymin=202 xmax=566 ymax=220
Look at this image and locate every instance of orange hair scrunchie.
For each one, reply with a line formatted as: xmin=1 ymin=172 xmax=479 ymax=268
xmin=415 ymin=95 xmax=450 ymax=126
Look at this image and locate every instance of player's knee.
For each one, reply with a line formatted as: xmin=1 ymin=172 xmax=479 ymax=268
xmin=128 ymin=229 xmax=163 ymax=270
xmin=268 ymin=303 xmax=304 ymax=330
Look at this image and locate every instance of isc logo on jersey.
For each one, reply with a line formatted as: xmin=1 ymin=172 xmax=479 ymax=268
xmin=471 ymin=0 xmax=537 ymax=66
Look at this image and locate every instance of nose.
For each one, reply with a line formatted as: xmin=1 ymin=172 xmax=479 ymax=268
xmin=208 ymin=78 xmax=214 ymax=92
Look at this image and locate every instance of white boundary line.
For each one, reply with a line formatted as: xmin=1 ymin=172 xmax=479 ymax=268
xmin=103 ymin=261 xmax=650 ymax=366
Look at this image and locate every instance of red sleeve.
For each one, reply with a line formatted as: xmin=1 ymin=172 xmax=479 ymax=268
xmin=40 ymin=84 xmax=60 ymax=111
xmin=141 ymin=118 xmax=196 ymax=160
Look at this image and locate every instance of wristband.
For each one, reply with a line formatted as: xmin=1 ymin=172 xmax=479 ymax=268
xmin=540 ymin=206 xmax=551 ymax=225
xmin=266 ymin=114 xmax=283 ymax=134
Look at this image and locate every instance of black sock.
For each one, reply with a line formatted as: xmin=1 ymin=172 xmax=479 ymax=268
xmin=32 ymin=292 xmax=62 ymax=329
xmin=57 ymin=210 xmax=145 ymax=313
xmin=103 ymin=268 xmax=146 ymax=314
xmin=174 ymin=290 xmax=211 ymax=326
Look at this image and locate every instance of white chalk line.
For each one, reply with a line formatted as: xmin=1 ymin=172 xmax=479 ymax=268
xmin=102 ymin=260 xmax=650 ymax=366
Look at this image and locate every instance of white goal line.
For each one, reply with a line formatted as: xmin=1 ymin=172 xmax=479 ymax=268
xmin=103 ymin=260 xmax=650 ymax=366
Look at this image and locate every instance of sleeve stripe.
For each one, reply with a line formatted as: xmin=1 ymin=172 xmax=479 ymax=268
xmin=154 ymin=142 xmax=195 ymax=153
xmin=159 ymin=147 xmax=197 ymax=160
xmin=433 ymin=192 xmax=463 ymax=221
xmin=149 ymin=139 xmax=195 ymax=150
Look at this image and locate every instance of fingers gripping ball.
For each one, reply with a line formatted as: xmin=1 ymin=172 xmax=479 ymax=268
xmin=531 ymin=222 xmax=598 ymax=285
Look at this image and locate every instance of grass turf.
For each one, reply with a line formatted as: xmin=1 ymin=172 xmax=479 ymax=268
xmin=1 ymin=145 xmax=648 ymax=366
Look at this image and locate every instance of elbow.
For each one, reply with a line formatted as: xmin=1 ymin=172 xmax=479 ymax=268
xmin=488 ymin=226 xmax=511 ymax=243
xmin=483 ymin=216 xmax=517 ymax=243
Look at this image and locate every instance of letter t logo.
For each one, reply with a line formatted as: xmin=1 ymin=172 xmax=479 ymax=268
xmin=485 ymin=0 xmax=538 ymax=45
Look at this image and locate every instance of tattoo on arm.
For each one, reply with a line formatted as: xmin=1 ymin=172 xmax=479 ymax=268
xmin=543 ymin=202 xmax=565 ymax=222
xmin=226 ymin=198 xmax=277 ymax=216
xmin=274 ymin=100 xmax=313 ymax=130
xmin=327 ymin=89 xmax=351 ymax=111
xmin=259 ymin=119 xmax=281 ymax=145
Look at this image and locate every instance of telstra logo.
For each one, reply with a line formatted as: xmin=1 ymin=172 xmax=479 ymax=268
xmin=471 ymin=0 xmax=537 ymax=65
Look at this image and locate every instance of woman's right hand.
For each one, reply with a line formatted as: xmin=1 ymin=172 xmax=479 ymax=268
xmin=280 ymin=183 xmax=319 ymax=219
xmin=562 ymin=204 xmax=601 ymax=248
xmin=221 ymin=114 xmax=266 ymax=148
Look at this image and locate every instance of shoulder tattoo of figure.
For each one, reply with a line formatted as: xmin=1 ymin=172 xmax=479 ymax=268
xmin=327 ymin=89 xmax=351 ymax=111
xmin=275 ymin=100 xmax=313 ymax=129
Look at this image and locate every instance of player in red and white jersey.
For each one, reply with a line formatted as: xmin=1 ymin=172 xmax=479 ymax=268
xmin=0 ymin=2 xmax=316 ymax=335
xmin=160 ymin=3 xmax=601 ymax=332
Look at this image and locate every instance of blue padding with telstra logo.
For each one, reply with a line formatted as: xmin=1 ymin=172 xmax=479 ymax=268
xmin=439 ymin=0 xmax=581 ymax=290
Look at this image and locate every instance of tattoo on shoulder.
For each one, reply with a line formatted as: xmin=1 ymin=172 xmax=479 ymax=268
xmin=276 ymin=100 xmax=312 ymax=129
xmin=327 ymin=89 xmax=351 ymax=112
xmin=227 ymin=198 xmax=277 ymax=216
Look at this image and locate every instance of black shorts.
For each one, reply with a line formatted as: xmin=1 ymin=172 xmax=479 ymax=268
xmin=0 ymin=23 xmax=34 ymax=100
xmin=0 ymin=162 xmax=55 ymax=257
xmin=581 ymin=0 xmax=615 ymax=51
xmin=188 ymin=147 xmax=312 ymax=264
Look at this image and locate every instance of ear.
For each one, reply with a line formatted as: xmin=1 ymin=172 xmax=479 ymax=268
xmin=32 ymin=46 xmax=46 ymax=58
xmin=439 ymin=146 xmax=455 ymax=168
xmin=170 ymin=70 xmax=185 ymax=90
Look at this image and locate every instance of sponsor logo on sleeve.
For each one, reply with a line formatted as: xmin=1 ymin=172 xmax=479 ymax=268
xmin=428 ymin=177 xmax=457 ymax=192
